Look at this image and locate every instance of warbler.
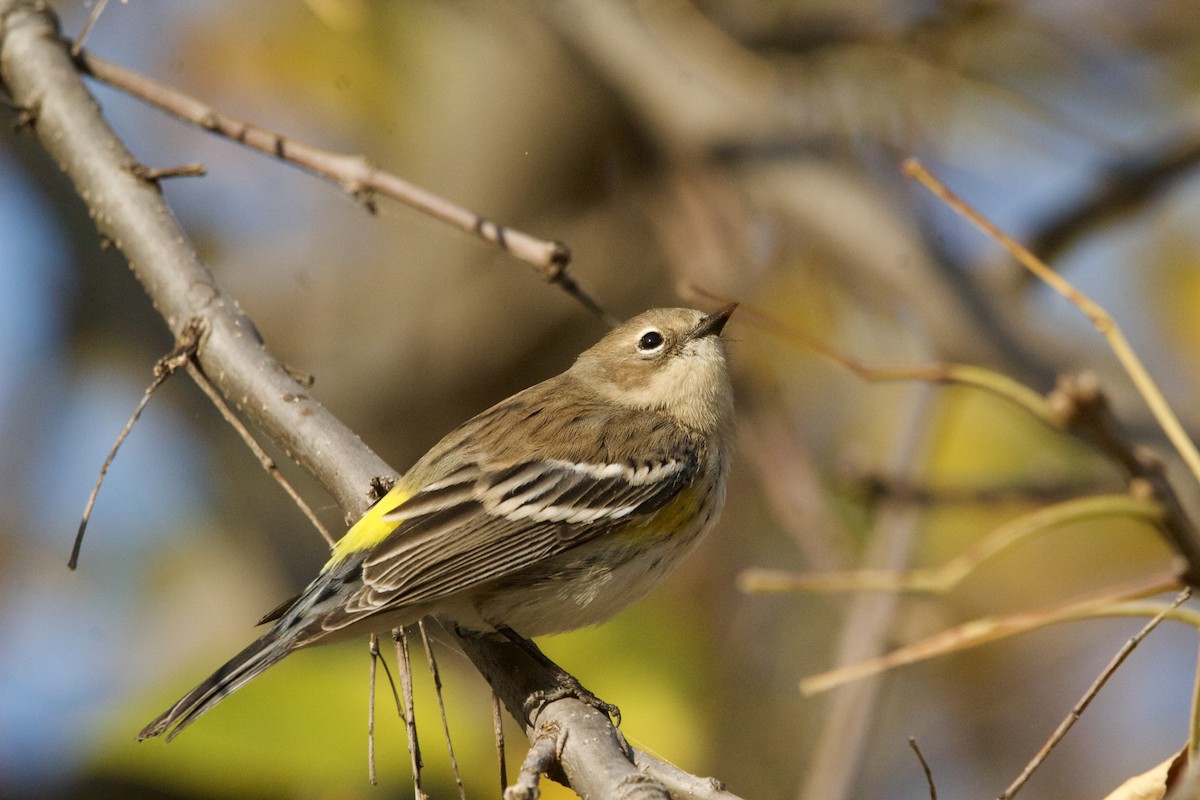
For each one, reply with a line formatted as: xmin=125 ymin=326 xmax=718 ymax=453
xmin=139 ymin=304 xmax=736 ymax=741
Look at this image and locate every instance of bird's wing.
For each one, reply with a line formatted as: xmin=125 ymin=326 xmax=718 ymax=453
xmin=320 ymin=446 xmax=700 ymax=631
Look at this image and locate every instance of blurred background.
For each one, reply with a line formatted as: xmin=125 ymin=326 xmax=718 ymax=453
xmin=4 ymin=0 xmax=1200 ymax=797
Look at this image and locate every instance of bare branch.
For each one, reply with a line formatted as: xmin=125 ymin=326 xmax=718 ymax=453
xmin=71 ymin=48 xmax=617 ymax=326
xmin=905 ymin=159 xmax=1200 ymax=518
xmin=0 ymin=1 xmax=388 ymax=517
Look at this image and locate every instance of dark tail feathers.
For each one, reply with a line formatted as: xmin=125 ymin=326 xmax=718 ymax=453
xmin=138 ymin=632 xmax=291 ymax=742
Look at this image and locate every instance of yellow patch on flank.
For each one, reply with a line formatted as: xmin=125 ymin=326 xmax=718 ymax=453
xmin=619 ymin=486 xmax=702 ymax=541
xmin=325 ymin=484 xmax=413 ymax=566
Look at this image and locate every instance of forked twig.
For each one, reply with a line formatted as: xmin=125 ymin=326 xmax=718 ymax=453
xmin=997 ymin=587 xmax=1192 ymax=799
xmin=70 ymin=317 xmax=204 ymax=569
xmin=905 ymin=159 xmax=1200 ymax=582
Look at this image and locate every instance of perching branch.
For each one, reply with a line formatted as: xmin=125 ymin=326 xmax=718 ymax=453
xmin=0 ymin=2 xmax=723 ymax=795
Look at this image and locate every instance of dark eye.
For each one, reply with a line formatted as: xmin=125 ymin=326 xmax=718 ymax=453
xmin=637 ymin=330 xmax=665 ymax=352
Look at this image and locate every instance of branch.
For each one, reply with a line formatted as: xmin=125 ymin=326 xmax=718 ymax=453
xmin=0 ymin=2 xmax=722 ymax=795
xmin=459 ymin=631 xmax=739 ymax=800
xmin=70 ymin=48 xmax=617 ymax=326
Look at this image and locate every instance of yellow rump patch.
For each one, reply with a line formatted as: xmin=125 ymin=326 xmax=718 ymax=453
xmin=326 ymin=485 xmax=413 ymax=566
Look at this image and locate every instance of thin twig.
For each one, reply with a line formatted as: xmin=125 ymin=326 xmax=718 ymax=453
xmin=1190 ymin=636 xmax=1200 ymax=764
xmin=70 ymin=317 xmax=202 ymax=569
xmin=183 ymin=360 xmax=334 ymax=547
xmin=368 ymin=634 xmax=380 ymax=785
xmin=494 ymin=689 xmax=509 ymax=793
xmin=132 ymin=162 xmax=206 ymax=181
xmin=997 ymin=587 xmax=1191 ymax=799
xmin=393 ymin=627 xmax=425 ymax=799
xmin=73 ymin=48 xmax=618 ymax=326
xmin=908 ymin=737 xmax=937 ymax=800
xmin=682 ymin=284 xmax=1054 ymax=427
xmin=70 ymin=362 xmax=169 ymax=568
xmin=418 ymin=620 xmax=466 ymax=800
xmin=371 ymin=640 xmax=410 ymax=784
xmin=740 ymin=493 xmax=1163 ymax=595
xmin=803 ymin=571 xmax=1184 ymax=696
xmin=69 ymin=0 xmax=109 ymax=57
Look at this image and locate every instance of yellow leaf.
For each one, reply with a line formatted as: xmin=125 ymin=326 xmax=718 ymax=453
xmin=1101 ymin=748 xmax=1186 ymax=800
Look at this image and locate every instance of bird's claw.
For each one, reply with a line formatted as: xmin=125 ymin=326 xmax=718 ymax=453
xmin=523 ymin=675 xmax=621 ymax=728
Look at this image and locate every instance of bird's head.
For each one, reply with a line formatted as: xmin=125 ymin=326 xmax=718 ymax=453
xmin=569 ymin=304 xmax=736 ymax=434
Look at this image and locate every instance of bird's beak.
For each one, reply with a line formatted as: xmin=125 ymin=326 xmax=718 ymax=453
xmin=691 ymin=303 xmax=737 ymax=339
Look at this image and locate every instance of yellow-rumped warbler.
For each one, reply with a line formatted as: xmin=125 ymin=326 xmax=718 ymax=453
xmin=139 ymin=304 xmax=736 ymax=741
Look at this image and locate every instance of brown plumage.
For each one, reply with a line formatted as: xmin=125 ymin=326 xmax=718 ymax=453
xmin=139 ymin=305 xmax=736 ymax=741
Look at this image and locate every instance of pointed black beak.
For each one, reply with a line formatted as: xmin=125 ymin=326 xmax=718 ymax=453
xmin=691 ymin=302 xmax=737 ymax=339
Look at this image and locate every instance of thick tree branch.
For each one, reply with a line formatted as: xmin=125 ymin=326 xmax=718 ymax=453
xmin=0 ymin=1 xmax=731 ymax=795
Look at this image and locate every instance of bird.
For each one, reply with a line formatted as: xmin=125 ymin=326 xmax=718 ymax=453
xmin=139 ymin=304 xmax=736 ymax=742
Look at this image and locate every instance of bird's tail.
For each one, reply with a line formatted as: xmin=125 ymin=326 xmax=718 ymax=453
xmin=138 ymin=631 xmax=292 ymax=742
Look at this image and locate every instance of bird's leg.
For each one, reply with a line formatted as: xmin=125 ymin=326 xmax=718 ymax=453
xmin=497 ymin=626 xmax=622 ymax=727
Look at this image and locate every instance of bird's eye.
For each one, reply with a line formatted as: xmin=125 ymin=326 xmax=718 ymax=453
xmin=637 ymin=330 xmax=665 ymax=353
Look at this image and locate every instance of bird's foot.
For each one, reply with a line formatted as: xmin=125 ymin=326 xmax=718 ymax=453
xmin=523 ymin=672 xmax=621 ymax=728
